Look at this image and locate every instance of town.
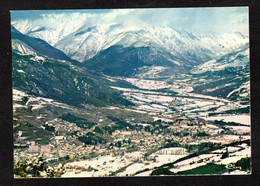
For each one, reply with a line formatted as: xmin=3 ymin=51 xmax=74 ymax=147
xmin=14 ymin=110 xmax=250 ymax=177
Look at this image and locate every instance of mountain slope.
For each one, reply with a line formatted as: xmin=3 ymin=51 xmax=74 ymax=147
xmin=84 ymin=45 xmax=188 ymax=77
xmin=12 ymin=49 xmax=134 ymax=107
xmin=191 ymin=45 xmax=249 ymax=74
xmin=11 ymin=26 xmax=78 ymax=64
xmin=190 ymin=46 xmax=250 ymax=104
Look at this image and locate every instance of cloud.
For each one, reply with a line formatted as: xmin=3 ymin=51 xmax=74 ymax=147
xmin=11 ymin=7 xmax=249 ymax=35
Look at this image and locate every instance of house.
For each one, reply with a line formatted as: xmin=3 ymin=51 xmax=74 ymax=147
xmin=55 ymin=136 xmax=65 ymax=141
xmin=41 ymin=145 xmax=52 ymax=155
xmin=28 ymin=145 xmax=39 ymax=153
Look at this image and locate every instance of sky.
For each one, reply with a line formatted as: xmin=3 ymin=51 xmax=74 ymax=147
xmin=10 ymin=7 xmax=249 ymax=35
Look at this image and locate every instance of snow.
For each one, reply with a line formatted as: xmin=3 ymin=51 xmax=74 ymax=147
xmin=191 ymin=48 xmax=249 ymax=74
xmin=64 ymin=152 xmax=143 ymax=177
xmin=117 ymin=163 xmax=144 ymax=176
xmin=30 ymin=55 xmax=45 ymax=62
xmin=188 ymin=93 xmax=228 ymax=102
xmin=135 ymin=170 xmax=153 ymax=176
xmin=222 ymin=170 xmax=249 ymax=175
xmin=150 ymin=155 xmax=184 ymax=168
xmin=154 ymin=147 xmax=189 ymax=155
xmin=13 ymin=104 xmax=26 ymax=111
xmin=107 ymin=106 xmax=120 ymax=110
xmin=120 ymin=154 xmax=186 ymax=176
xmin=206 ymin=124 xmax=219 ymax=129
xmin=13 ymin=89 xmax=28 ymax=101
xmin=12 ymin=39 xmax=37 ymax=56
xmin=31 ymin=104 xmax=45 ymax=110
xmin=218 ymin=157 xmax=243 ymax=165
xmin=61 ymin=170 xmax=94 ymax=177
xmin=36 ymin=115 xmax=45 ymax=119
xmin=153 ymin=117 xmax=173 ymax=122
xmin=17 ymin=70 xmax=25 ymax=73
xmin=169 ymin=145 xmax=250 ymax=174
xmin=124 ymin=108 xmax=147 ymax=114
xmin=138 ymin=105 xmax=165 ymax=112
xmin=13 ymin=88 xmax=73 ymax=113
xmin=232 ymin=146 xmax=251 ymax=157
xmin=124 ymin=78 xmax=171 ymax=90
xmin=12 ymin=15 xmax=248 ymax=63
xmin=227 ymin=81 xmax=250 ymax=98
xmin=172 ymin=162 xmax=208 ymax=173
xmin=167 ymin=58 xmax=181 ymax=66
xmin=136 ymin=66 xmax=168 ymax=79
xmin=125 ymin=92 xmax=173 ymax=104
xmin=63 ymin=148 xmax=189 ymax=177
xmin=212 ymin=147 xmax=241 ymax=154
xmin=227 ymin=126 xmax=250 ymax=134
xmin=203 ymin=115 xmax=250 ymax=126
xmin=203 ymin=135 xmax=241 ymax=144
xmin=112 ymin=77 xmax=248 ymax=122
xmin=169 ymin=154 xmax=217 ymax=173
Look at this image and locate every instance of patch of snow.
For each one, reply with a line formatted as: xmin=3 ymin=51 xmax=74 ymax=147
xmin=135 ymin=170 xmax=153 ymax=176
xmin=30 ymin=55 xmax=45 ymax=62
xmin=203 ymin=115 xmax=250 ymax=126
xmin=124 ymin=78 xmax=171 ymax=90
xmin=222 ymin=170 xmax=249 ymax=175
xmin=17 ymin=70 xmax=25 ymax=73
xmin=217 ymin=157 xmax=243 ymax=165
xmin=227 ymin=126 xmax=250 ymax=134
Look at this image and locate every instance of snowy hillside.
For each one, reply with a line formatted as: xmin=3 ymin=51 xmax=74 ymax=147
xmin=11 ymin=26 xmax=77 ymax=63
xmin=191 ymin=46 xmax=249 ymax=74
xmin=12 ymin=39 xmax=38 ymax=56
xmin=189 ymin=45 xmax=250 ymax=103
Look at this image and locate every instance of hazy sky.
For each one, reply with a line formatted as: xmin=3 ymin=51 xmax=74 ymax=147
xmin=11 ymin=7 xmax=249 ymax=35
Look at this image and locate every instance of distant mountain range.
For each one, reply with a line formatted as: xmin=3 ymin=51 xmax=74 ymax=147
xmin=11 ymin=26 xmax=135 ymax=107
xmin=11 ymin=14 xmax=250 ymax=107
xmin=12 ymin=14 xmax=248 ymax=63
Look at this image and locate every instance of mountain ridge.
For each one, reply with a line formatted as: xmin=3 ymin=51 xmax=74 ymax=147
xmin=11 ymin=25 xmax=80 ymax=65
xmin=12 ymin=16 xmax=249 ymax=64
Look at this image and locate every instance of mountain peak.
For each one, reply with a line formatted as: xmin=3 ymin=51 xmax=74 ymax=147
xmin=11 ymin=19 xmax=249 ymax=64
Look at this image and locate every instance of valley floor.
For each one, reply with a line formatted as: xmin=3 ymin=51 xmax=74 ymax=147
xmin=13 ymin=75 xmax=251 ymax=177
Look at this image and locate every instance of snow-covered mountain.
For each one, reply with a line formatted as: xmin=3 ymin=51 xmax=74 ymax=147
xmin=191 ymin=45 xmax=249 ymax=74
xmin=190 ymin=45 xmax=250 ymax=104
xmin=12 ymin=48 xmax=134 ymax=107
xmin=11 ymin=13 xmax=249 ymax=64
xmin=11 ymin=26 xmax=77 ymax=64
xmin=84 ymin=44 xmax=189 ymax=77
xmin=11 ymin=12 xmax=250 ymax=104
xmin=11 ymin=24 xmax=135 ymax=107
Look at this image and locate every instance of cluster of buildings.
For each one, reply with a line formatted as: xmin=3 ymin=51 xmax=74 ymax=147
xmin=14 ymin=113 xmax=248 ymax=171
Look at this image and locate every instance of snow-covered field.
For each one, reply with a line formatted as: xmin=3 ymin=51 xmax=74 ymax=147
xmin=227 ymin=126 xmax=250 ymax=134
xmin=119 ymin=148 xmax=189 ymax=176
xmin=203 ymin=115 xmax=250 ymax=126
xmin=136 ymin=66 xmax=168 ymax=79
xmin=13 ymin=89 xmax=28 ymax=100
xmin=168 ymin=144 xmax=251 ymax=175
xmin=191 ymin=48 xmax=249 ymax=74
xmin=124 ymin=78 xmax=171 ymax=90
xmin=111 ymin=76 xmax=250 ymax=132
xmin=63 ymin=152 xmax=143 ymax=177
xmin=13 ymin=88 xmax=73 ymax=112
xmin=62 ymin=148 xmax=190 ymax=177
